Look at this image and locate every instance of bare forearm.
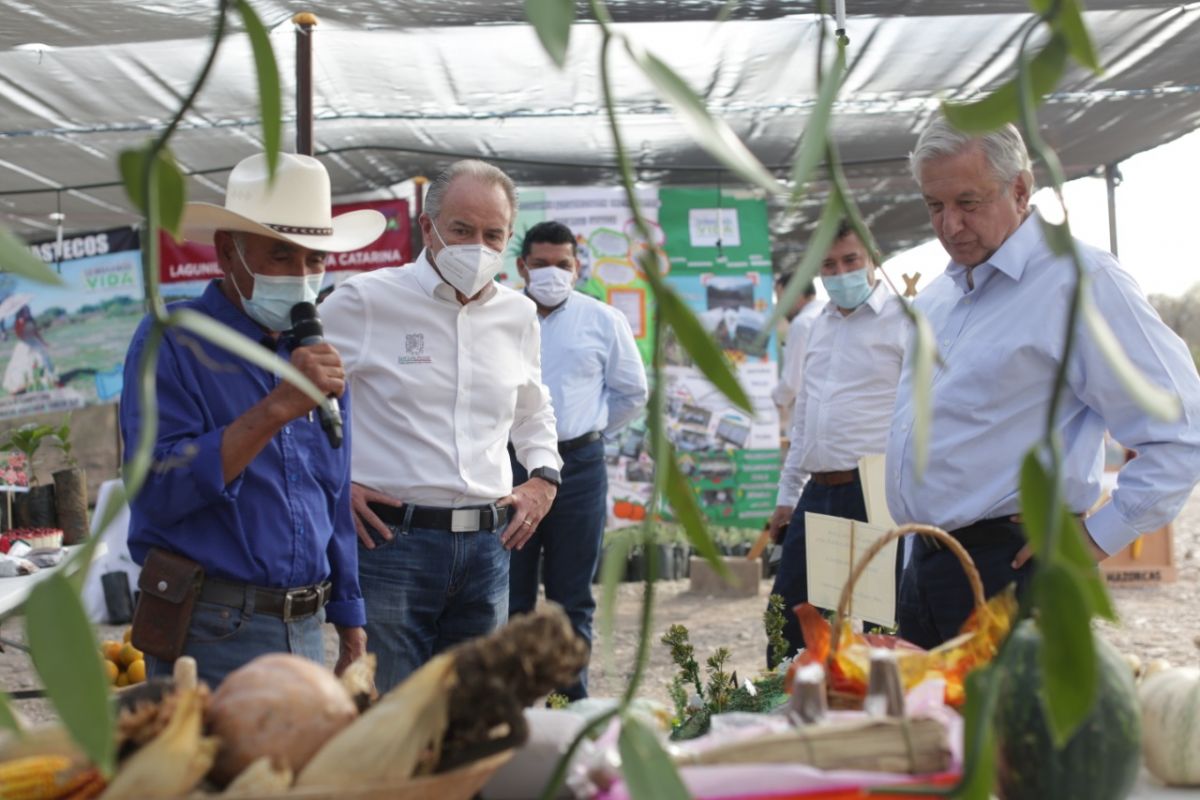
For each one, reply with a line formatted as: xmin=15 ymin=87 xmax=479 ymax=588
xmin=220 ymin=397 xmax=290 ymax=485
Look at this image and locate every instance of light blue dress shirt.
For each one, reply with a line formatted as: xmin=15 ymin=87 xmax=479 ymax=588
xmin=886 ymin=213 xmax=1200 ymax=555
xmin=536 ymin=291 xmax=648 ymax=441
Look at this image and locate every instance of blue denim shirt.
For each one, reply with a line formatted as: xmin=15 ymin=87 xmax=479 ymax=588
xmin=120 ymin=280 xmax=365 ymax=628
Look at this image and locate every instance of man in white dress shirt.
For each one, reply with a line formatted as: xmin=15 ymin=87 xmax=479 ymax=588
xmin=771 ymin=275 xmax=821 ymax=416
xmin=887 ymin=116 xmax=1200 ymax=648
xmin=766 ymin=220 xmax=908 ymax=666
xmin=322 ymin=160 xmax=562 ymax=691
xmin=510 ymin=221 xmax=648 ymax=700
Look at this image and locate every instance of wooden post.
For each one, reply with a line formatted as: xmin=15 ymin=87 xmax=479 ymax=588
xmin=293 ymin=12 xmax=318 ymax=156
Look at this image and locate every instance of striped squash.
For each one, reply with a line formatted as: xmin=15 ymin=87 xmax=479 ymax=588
xmin=1140 ymin=666 xmax=1200 ymax=785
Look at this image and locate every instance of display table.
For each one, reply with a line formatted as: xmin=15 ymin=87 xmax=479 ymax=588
xmin=0 ymin=543 xmax=107 ymax=619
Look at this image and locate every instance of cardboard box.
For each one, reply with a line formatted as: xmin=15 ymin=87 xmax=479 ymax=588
xmin=1100 ymin=523 xmax=1176 ymax=587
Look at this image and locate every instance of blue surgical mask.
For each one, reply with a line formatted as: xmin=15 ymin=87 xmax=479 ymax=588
xmin=822 ymin=269 xmax=874 ymax=311
xmin=231 ymin=236 xmax=323 ymax=331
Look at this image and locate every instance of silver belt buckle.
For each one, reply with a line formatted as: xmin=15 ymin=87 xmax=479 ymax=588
xmin=451 ymin=508 xmax=478 ymax=533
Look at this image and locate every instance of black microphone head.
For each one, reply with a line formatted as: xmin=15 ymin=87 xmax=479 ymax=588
xmin=291 ymin=301 xmax=319 ymax=327
xmin=289 ymin=301 xmax=323 ymax=344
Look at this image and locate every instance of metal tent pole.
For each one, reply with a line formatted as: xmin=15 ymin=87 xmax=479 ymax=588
xmin=294 ymin=12 xmax=318 ymax=156
xmin=1105 ymin=162 xmax=1122 ymax=257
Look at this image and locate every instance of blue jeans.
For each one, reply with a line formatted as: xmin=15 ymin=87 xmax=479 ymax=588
xmin=767 ymin=477 xmax=868 ymax=668
xmin=145 ymin=593 xmax=325 ymax=688
xmin=510 ymin=438 xmax=607 ymax=701
xmin=359 ymin=520 xmax=509 ymax=694
xmin=898 ymin=520 xmax=1030 ymax=649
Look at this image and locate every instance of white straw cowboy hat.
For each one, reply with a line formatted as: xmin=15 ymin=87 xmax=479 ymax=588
xmin=182 ymin=152 xmax=385 ymax=252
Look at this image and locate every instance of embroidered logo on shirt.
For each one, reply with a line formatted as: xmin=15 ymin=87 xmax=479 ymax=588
xmin=397 ymin=333 xmax=432 ymax=365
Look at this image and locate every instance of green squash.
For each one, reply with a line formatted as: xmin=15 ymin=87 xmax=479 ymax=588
xmin=994 ymin=619 xmax=1142 ymax=800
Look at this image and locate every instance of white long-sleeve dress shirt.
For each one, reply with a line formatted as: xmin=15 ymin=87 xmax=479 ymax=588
xmin=322 ymin=251 xmax=561 ymax=507
xmin=537 ymin=292 xmax=648 ymax=440
xmin=886 ymin=213 xmax=1200 ymax=554
xmin=776 ymin=282 xmax=909 ymax=508
xmin=771 ymin=299 xmax=824 ymax=411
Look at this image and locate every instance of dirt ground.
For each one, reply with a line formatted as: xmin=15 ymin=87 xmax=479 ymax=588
xmin=1 ymin=487 xmax=1197 ymax=721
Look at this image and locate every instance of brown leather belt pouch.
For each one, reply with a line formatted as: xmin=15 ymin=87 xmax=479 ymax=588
xmin=130 ymin=548 xmax=204 ymax=662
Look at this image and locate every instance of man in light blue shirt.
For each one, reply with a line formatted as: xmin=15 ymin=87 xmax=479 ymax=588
xmin=510 ymin=220 xmax=648 ymax=699
xmin=887 ymin=116 xmax=1200 ymax=648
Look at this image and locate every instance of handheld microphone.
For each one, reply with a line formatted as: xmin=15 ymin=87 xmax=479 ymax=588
xmin=289 ymin=301 xmax=343 ymax=449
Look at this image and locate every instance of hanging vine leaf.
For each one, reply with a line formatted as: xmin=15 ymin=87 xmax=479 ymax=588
xmin=666 ymin=450 xmax=728 ymax=579
xmin=0 ymin=692 xmax=21 ymax=734
xmin=236 ymin=0 xmax=282 ymax=177
xmin=1034 ymin=563 xmax=1097 ymax=747
xmin=525 ymin=0 xmax=574 ymax=67
xmin=1018 ymin=449 xmax=1054 ymax=557
xmin=617 ymin=716 xmax=691 ymax=800
xmin=789 ymin=43 xmax=845 ymax=204
xmin=626 ymin=41 xmax=783 ymax=196
xmin=118 ymin=147 xmax=186 ymax=239
xmin=26 ymin=575 xmax=116 ymax=776
xmin=1053 ymin=0 xmax=1101 ymax=73
xmin=0 ymin=227 xmax=65 ymax=286
xmin=942 ymin=34 xmax=1068 ymax=134
xmin=909 ymin=311 xmax=937 ymax=478
xmin=597 ymin=528 xmax=637 ymax=667
xmin=1080 ymin=297 xmax=1182 ymax=422
xmin=1058 ymin=510 xmax=1118 ymax=621
xmin=957 ymin=668 xmax=998 ymax=800
xmin=656 ymin=285 xmax=752 ymax=413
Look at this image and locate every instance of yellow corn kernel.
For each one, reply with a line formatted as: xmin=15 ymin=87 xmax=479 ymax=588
xmin=0 ymin=754 xmax=73 ymax=799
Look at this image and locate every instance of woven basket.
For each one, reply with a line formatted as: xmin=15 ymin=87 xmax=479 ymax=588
xmin=220 ymin=750 xmax=513 ymax=800
xmin=825 ymin=523 xmax=988 ymax=710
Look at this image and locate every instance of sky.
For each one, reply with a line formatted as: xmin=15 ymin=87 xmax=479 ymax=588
xmin=881 ymin=128 xmax=1200 ymax=300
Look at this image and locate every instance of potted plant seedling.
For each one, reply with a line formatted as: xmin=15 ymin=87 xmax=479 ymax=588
xmin=3 ymin=423 xmax=57 ymax=528
xmin=51 ymin=414 xmax=88 ymax=544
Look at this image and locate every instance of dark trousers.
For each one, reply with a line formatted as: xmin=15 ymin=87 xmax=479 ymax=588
xmin=767 ymin=477 xmax=870 ymax=668
xmin=898 ymin=519 xmax=1031 ymax=650
xmin=509 ymin=438 xmax=607 ymax=701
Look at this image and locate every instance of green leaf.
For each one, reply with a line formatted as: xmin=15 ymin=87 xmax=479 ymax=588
xmin=169 ymin=309 xmax=325 ymax=406
xmin=1018 ymin=449 xmax=1053 ymax=557
xmin=26 ymin=575 xmax=115 ymax=775
xmin=1052 ymin=0 xmax=1101 ymax=73
xmin=715 ymin=0 xmax=740 ymax=22
xmin=942 ymin=34 xmax=1068 ymax=134
xmin=625 ymin=41 xmax=782 ymax=196
xmin=657 ymin=286 xmax=752 ymax=413
xmin=236 ymin=0 xmax=282 ymax=174
xmin=0 ymin=227 xmax=65 ymax=286
xmin=1038 ymin=216 xmax=1074 ymax=258
xmin=957 ymin=667 xmax=997 ymax=800
xmin=1034 ymin=563 xmax=1097 ymax=747
xmin=665 ymin=450 xmax=728 ymax=580
xmin=789 ymin=44 xmax=845 ymax=204
xmin=1080 ymin=296 xmax=1182 ymax=422
xmin=909 ymin=310 xmax=937 ymax=478
xmin=118 ymin=147 xmax=186 ymax=239
xmin=598 ymin=529 xmax=637 ymax=668
xmin=0 ymin=692 xmax=23 ymax=734
xmin=524 ymin=0 xmax=573 ymax=68
xmin=1059 ymin=510 xmax=1118 ymax=621
xmin=761 ymin=192 xmax=845 ymax=347
xmin=617 ymin=715 xmax=690 ymax=800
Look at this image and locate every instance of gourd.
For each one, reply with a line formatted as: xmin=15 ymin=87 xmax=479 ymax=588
xmin=994 ymin=620 xmax=1141 ymax=800
xmin=1139 ymin=666 xmax=1200 ymax=785
xmin=206 ymin=654 xmax=357 ymax=785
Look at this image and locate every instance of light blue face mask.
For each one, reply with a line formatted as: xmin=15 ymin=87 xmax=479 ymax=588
xmin=231 ymin=235 xmax=323 ymax=331
xmin=822 ymin=268 xmax=874 ymax=311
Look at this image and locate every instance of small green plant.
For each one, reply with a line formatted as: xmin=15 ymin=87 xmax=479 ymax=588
xmin=2 ymin=423 xmax=55 ymax=485
xmin=704 ymin=648 xmax=734 ymax=714
xmin=51 ymin=415 xmax=77 ymax=468
xmin=764 ymin=593 xmax=790 ymax=667
xmin=546 ymin=692 xmax=570 ymax=710
xmin=661 ymin=624 xmax=704 ymax=704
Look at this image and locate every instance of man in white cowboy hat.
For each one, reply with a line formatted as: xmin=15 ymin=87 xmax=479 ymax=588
xmin=321 ymin=159 xmax=562 ymax=693
xmin=120 ymin=152 xmax=385 ymax=688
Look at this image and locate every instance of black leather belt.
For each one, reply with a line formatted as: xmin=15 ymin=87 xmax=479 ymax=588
xmin=200 ymin=577 xmax=330 ymax=622
xmin=559 ymin=430 xmax=602 ymax=454
xmin=367 ymin=502 xmax=509 ymax=532
xmin=810 ymin=468 xmax=859 ymax=487
xmin=922 ymin=516 xmax=1025 ymax=551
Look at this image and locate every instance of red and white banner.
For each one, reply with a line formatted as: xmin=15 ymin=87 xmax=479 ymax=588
xmin=159 ymin=199 xmax=411 ymax=285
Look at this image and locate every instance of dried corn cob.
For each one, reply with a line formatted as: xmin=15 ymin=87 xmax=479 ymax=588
xmin=0 ymin=754 xmax=74 ymax=799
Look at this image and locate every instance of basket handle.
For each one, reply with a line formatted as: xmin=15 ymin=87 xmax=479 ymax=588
xmin=828 ymin=523 xmax=988 ymax=657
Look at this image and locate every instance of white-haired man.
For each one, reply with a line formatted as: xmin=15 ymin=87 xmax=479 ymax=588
xmin=321 ymin=160 xmax=561 ymax=692
xmin=122 ymin=152 xmax=385 ymax=687
xmin=887 ymin=116 xmax=1200 ymax=648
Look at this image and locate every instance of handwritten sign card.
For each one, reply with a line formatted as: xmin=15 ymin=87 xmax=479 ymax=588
xmin=805 ymin=513 xmax=897 ymax=628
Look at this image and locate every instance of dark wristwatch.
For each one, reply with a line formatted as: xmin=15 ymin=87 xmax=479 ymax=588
xmin=530 ymin=466 xmax=562 ymax=486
